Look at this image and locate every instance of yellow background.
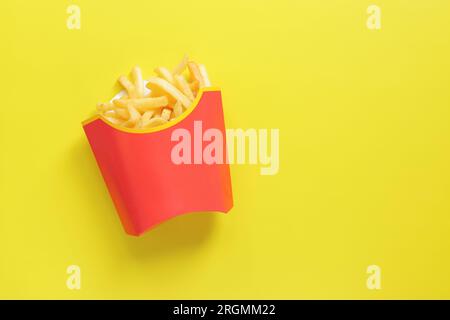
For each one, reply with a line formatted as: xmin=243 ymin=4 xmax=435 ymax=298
xmin=1 ymin=0 xmax=450 ymax=299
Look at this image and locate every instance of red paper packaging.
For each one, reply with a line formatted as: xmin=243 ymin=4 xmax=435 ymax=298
xmin=82 ymin=88 xmax=233 ymax=236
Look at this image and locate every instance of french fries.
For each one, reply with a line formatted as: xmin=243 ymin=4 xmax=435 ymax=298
xmin=172 ymin=54 xmax=188 ymax=75
xmin=198 ymin=64 xmax=211 ymax=87
xmin=118 ymin=75 xmax=137 ymax=99
xmin=131 ymin=66 xmax=144 ymax=98
xmin=174 ymin=74 xmax=195 ymax=100
xmin=187 ymin=62 xmax=205 ymax=88
xmin=113 ymin=96 xmax=169 ymax=111
xmin=154 ymin=67 xmax=175 ymax=84
xmin=146 ymin=77 xmax=192 ymax=108
xmin=160 ymin=108 xmax=172 ymax=121
xmin=96 ymin=56 xmax=211 ymax=129
xmin=173 ymin=100 xmax=183 ymax=118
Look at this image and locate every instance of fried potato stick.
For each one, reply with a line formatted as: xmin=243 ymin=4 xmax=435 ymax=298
xmin=146 ymin=77 xmax=191 ymax=108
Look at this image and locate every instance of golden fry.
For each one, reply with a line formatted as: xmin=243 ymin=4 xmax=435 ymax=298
xmin=198 ymin=64 xmax=211 ymax=87
xmin=187 ymin=62 xmax=205 ymax=88
xmin=121 ymin=120 xmax=136 ymax=128
xmin=135 ymin=110 xmax=154 ymax=128
xmin=173 ymin=100 xmax=183 ymax=117
xmin=154 ymin=67 xmax=174 ymax=84
xmin=174 ymin=75 xmax=195 ymax=100
xmin=131 ymin=66 xmax=144 ymax=98
xmin=118 ymin=75 xmax=137 ymax=98
xmin=173 ymin=55 xmax=188 ymax=75
xmin=114 ymin=108 xmax=129 ymax=120
xmin=103 ymin=116 xmax=121 ymax=125
xmin=125 ymin=105 xmax=141 ymax=127
xmin=146 ymin=77 xmax=192 ymax=108
xmin=141 ymin=110 xmax=154 ymax=122
xmin=97 ymin=102 xmax=115 ymax=112
xmin=144 ymin=117 xmax=167 ymax=128
xmin=113 ymin=96 xmax=169 ymax=112
xmin=161 ymin=108 xmax=172 ymax=121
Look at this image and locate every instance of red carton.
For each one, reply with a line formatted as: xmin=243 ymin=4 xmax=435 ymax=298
xmin=83 ymin=88 xmax=233 ymax=236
